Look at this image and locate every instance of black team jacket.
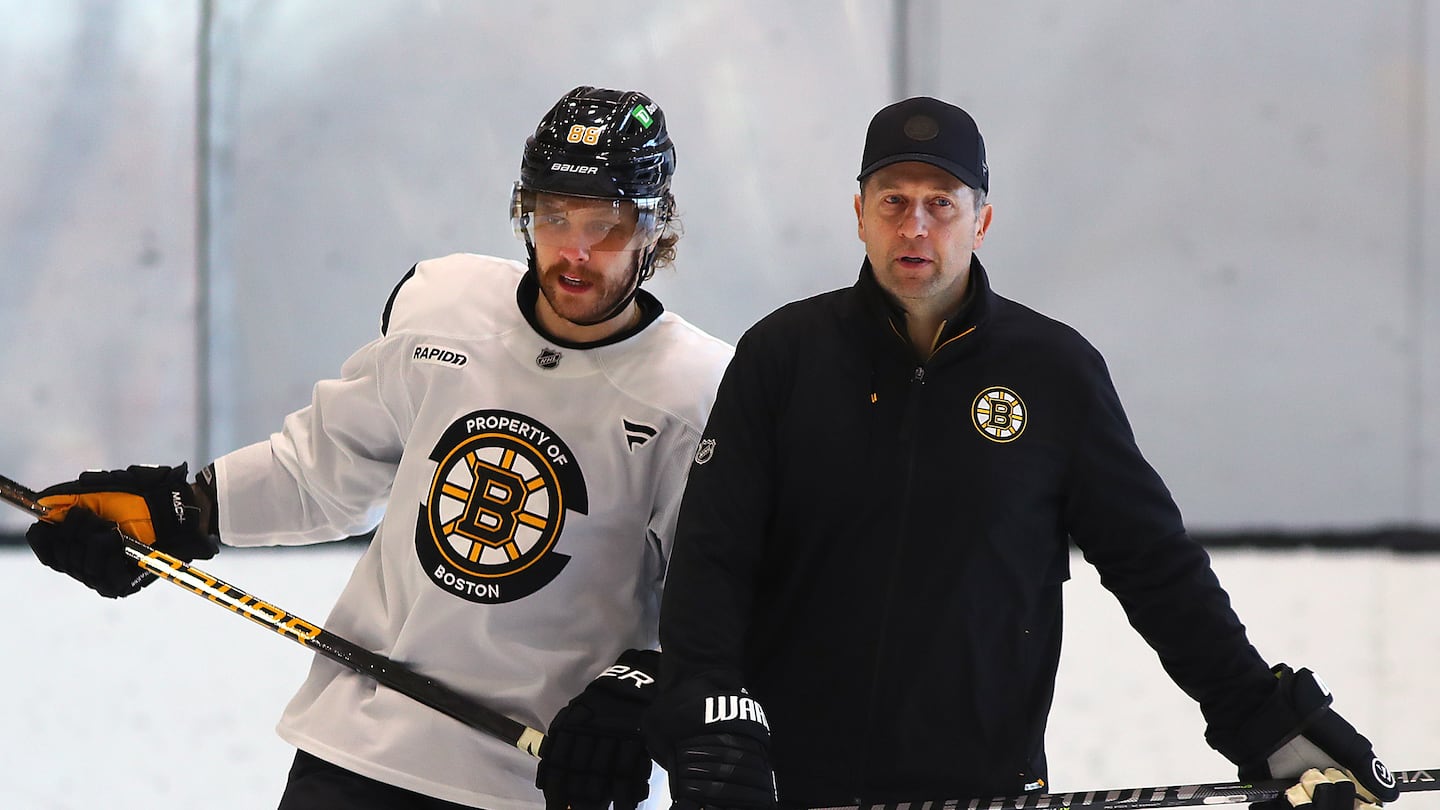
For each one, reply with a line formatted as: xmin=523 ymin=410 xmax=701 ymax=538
xmin=657 ymin=256 xmax=1276 ymax=806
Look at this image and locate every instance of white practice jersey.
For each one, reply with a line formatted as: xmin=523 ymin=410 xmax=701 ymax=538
xmin=213 ymin=254 xmax=733 ymax=809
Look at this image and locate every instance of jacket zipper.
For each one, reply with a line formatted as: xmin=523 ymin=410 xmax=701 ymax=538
xmin=854 ymin=318 xmax=976 ymax=799
xmin=857 ymin=359 xmax=928 ymax=799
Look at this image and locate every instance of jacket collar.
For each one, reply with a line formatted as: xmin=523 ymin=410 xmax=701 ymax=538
xmin=853 ymin=254 xmax=994 ymax=357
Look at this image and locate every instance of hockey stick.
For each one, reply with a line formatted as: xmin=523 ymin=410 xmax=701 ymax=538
xmin=0 ymin=472 xmax=545 ymax=757
xmin=812 ymin=768 xmax=1439 ymax=810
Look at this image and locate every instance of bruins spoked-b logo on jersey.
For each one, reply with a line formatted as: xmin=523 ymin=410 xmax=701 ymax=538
xmin=973 ymin=386 xmax=1027 ymax=443
xmin=417 ymin=409 xmax=589 ymax=604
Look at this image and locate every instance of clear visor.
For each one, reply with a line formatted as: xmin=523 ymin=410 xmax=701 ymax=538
xmin=511 ymin=185 xmax=668 ymax=253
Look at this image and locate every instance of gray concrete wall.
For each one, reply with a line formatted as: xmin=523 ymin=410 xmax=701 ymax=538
xmin=1 ymin=2 xmax=199 ymax=501
xmin=2 ymin=1 xmax=1437 ymax=532
xmin=918 ymin=2 xmax=1440 ymax=530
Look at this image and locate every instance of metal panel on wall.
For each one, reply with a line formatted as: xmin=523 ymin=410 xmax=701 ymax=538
xmin=3 ymin=1 xmax=1437 ymax=533
xmin=203 ymin=0 xmax=892 ymax=458
xmin=1421 ymin=0 xmax=1440 ymax=525
xmin=0 ymin=1 xmax=199 ymax=530
xmin=915 ymin=1 xmax=1428 ymax=529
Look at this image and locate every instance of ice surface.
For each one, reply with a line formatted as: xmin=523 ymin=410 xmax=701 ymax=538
xmin=2 ymin=546 xmax=1436 ymax=808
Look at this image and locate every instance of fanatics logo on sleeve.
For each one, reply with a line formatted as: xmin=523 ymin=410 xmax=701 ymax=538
xmin=972 ymin=386 xmax=1027 ymax=443
xmin=413 ymin=344 xmax=469 ymax=368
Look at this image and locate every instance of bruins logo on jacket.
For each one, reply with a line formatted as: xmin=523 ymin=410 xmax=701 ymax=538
xmin=973 ymin=386 xmax=1027 ymax=443
xmin=417 ymin=409 xmax=589 ymax=604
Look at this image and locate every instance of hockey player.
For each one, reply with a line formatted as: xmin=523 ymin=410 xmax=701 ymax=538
xmin=641 ymin=97 xmax=1400 ymax=810
xmin=25 ymin=86 xmax=732 ymax=810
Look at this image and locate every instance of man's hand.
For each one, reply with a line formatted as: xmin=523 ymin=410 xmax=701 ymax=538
xmin=26 ymin=464 xmax=218 ymax=598
xmin=1209 ymin=665 xmax=1399 ymax=808
xmin=643 ymin=677 xmax=777 ymax=810
xmin=536 ymin=649 xmax=660 ymax=810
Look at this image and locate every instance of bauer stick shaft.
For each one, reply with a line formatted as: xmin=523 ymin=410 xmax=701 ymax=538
xmin=812 ymin=768 xmax=1439 ymax=810
xmin=0 ymin=472 xmax=544 ymax=757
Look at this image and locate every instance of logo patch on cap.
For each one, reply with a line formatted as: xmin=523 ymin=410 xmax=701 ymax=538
xmin=903 ymin=114 xmax=940 ymax=141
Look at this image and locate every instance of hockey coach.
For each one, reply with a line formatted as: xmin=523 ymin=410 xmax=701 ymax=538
xmin=641 ymin=96 xmax=1401 ymax=810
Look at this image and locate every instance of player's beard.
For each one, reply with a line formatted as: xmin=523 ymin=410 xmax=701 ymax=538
xmin=536 ymin=256 xmax=641 ymax=327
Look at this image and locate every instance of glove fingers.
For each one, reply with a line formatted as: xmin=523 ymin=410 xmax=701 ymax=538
xmin=536 ymin=649 xmax=660 ymax=804
xmin=540 ymin=745 xmax=651 ymax=810
xmin=675 ymin=734 xmax=774 ymax=807
xmin=26 ymin=518 xmax=65 ymax=570
xmin=675 ymin=780 xmax=778 ymax=808
xmin=1309 ymin=776 xmax=1355 ymax=810
xmin=617 ymin=735 xmax=654 ymax=781
xmin=25 ymin=509 xmax=150 ymax=598
xmin=79 ymin=524 xmax=153 ymax=597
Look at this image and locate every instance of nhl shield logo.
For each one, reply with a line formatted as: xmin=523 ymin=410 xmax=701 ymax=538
xmin=973 ymin=386 xmax=1026 ymax=443
xmin=536 ymin=347 xmax=562 ymax=369
xmin=694 ymin=438 xmax=716 ymax=464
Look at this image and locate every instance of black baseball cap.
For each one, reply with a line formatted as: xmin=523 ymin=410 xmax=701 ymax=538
xmin=857 ymin=97 xmax=988 ymax=193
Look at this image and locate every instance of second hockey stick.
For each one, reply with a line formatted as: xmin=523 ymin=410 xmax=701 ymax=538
xmin=812 ymin=768 xmax=1438 ymax=810
xmin=0 ymin=472 xmax=545 ymax=757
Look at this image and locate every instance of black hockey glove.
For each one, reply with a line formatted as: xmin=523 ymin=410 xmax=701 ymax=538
xmin=1207 ymin=665 xmax=1399 ymax=809
xmin=26 ymin=464 xmax=218 ymax=599
xmin=537 ymin=649 xmax=661 ymax=810
xmin=642 ymin=676 xmax=777 ymax=810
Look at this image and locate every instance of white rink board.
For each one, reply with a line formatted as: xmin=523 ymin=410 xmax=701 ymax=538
xmin=1 ymin=546 xmax=1436 ymax=809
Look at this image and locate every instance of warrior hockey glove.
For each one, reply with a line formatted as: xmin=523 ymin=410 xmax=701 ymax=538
xmin=1207 ymin=664 xmax=1399 ymax=808
xmin=26 ymin=464 xmax=218 ymax=598
xmin=537 ymin=649 xmax=660 ymax=810
xmin=642 ymin=676 xmax=777 ymax=810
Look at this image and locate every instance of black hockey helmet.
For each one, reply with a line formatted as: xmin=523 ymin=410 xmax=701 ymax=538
xmin=512 ymin=86 xmax=678 ymax=294
xmin=516 ymin=85 xmax=676 ymax=200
